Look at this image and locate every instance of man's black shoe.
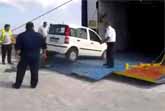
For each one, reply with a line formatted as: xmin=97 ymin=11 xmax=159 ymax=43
xmin=31 ymin=85 xmax=37 ymax=88
xmin=2 ymin=62 xmax=5 ymax=65
xmin=103 ymin=64 xmax=114 ymax=68
xmin=103 ymin=63 xmax=109 ymax=66
xmin=8 ymin=62 xmax=14 ymax=65
xmin=105 ymin=65 xmax=114 ymax=68
xmin=12 ymin=84 xmax=20 ymax=89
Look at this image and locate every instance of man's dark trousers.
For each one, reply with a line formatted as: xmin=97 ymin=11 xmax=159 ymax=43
xmin=15 ymin=56 xmax=39 ymax=87
xmin=106 ymin=42 xmax=115 ymax=67
xmin=1 ymin=44 xmax=12 ymax=64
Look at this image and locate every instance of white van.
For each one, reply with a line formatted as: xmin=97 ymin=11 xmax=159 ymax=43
xmin=46 ymin=24 xmax=107 ymax=62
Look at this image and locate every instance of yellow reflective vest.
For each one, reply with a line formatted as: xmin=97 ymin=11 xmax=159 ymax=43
xmin=0 ymin=29 xmax=15 ymax=44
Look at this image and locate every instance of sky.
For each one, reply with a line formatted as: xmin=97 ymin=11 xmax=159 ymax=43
xmin=0 ymin=0 xmax=82 ymax=34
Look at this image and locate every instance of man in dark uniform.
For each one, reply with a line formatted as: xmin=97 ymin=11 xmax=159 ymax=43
xmin=12 ymin=22 xmax=47 ymax=89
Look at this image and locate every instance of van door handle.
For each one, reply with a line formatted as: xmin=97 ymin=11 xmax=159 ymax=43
xmin=77 ymin=40 xmax=80 ymax=42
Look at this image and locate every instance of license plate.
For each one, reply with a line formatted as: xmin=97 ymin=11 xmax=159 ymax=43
xmin=50 ymin=37 xmax=59 ymax=42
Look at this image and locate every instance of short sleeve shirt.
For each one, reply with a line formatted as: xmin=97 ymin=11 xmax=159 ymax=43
xmin=105 ymin=26 xmax=116 ymax=42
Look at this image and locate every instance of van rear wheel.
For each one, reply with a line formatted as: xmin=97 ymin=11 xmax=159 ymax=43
xmin=66 ymin=48 xmax=78 ymax=62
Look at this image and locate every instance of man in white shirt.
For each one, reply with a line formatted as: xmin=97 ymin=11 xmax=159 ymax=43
xmin=102 ymin=21 xmax=116 ymax=68
xmin=38 ymin=22 xmax=48 ymax=41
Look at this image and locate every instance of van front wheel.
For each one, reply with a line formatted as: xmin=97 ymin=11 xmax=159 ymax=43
xmin=66 ymin=48 xmax=78 ymax=62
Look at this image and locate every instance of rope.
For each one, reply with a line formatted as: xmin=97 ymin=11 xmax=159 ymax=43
xmin=12 ymin=0 xmax=73 ymax=32
xmin=91 ymin=9 xmax=97 ymax=20
xmin=160 ymin=54 xmax=165 ymax=64
xmin=152 ymin=48 xmax=165 ymax=63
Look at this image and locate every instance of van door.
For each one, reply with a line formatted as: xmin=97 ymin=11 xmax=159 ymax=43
xmin=73 ymin=28 xmax=92 ymax=56
xmin=88 ymin=29 xmax=104 ymax=57
xmin=47 ymin=24 xmax=66 ymax=45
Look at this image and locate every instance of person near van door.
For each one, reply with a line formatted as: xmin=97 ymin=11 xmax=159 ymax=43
xmin=12 ymin=22 xmax=47 ymax=89
xmin=102 ymin=20 xmax=116 ymax=68
xmin=38 ymin=22 xmax=48 ymax=41
xmin=0 ymin=24 xmax=15 ymax=64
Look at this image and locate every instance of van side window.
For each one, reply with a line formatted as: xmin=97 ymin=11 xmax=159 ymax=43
xmin=89 ymin=30 xmax=101 ymax=43
xmin=77 ymin=28 xmax=87 ymax=39
xmin=70 ymin=28 xmax=78 ymax=37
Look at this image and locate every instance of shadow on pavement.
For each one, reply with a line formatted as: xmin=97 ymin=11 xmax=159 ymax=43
xmin=0 ymin=81 xmax=32 ymax=89
xmin=4 ymin=65 xmax=17 ymax=73
xmin=0 ymin=81 xmax=13 ymax=88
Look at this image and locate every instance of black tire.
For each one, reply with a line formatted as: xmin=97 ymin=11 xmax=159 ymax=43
xmin=101 ymin=50 xmax=106 ymax=60
xmin=66 ymin=48 xmax=78 ymax=62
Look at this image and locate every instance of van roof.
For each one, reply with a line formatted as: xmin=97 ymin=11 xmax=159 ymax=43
xmin=49 ymin=24 xmax=89 ymax=29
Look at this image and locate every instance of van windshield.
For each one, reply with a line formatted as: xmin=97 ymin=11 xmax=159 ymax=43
xmin=48 ymin=24 xmax=66 ymax=35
